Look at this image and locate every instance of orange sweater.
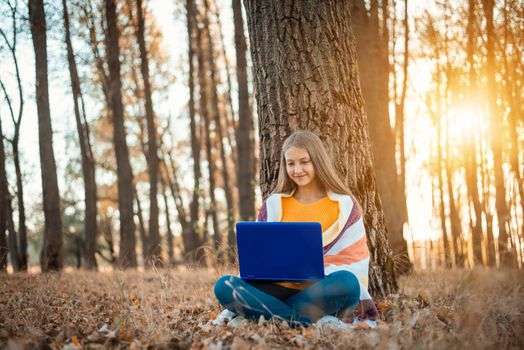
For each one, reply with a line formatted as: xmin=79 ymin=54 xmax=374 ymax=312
xmin=277 ymin=196 xmax=339 ymax=290
xmin=281 ymin=196 xmax=339 ymax=232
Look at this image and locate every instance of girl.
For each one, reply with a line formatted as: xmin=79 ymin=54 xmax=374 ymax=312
xmin=213 ymin=130 xmax=378 ymax=328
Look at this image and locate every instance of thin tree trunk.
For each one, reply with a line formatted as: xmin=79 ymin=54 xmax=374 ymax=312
xmin=186 ymin=0 xmax=203 ymax=264
xmin=442 ymin=11 xmax=462 ymax=268
xmin=161 ymin=155 xmax=194 ymax=262
xmin=437 ymin=123 xmax=451 ymax=268
xmin=351 ymin=0 xmax=412 ymax=274
xmin=135 ymin=0 xmax=161 ymax=266
xmin=195 ymin=17 xmax=221 ymax=259
xmin=445 ymin=160 xmax=463 ymax=267
xmin=0 ymin=1 xmax=27 ymax=271
xmin=0 ymin=3 xmax=27 ymax=271
xmin=483 ymin=0 xmax=514 ymax=267
xmin=212 ymin=2 xmax=238 ymax=163
xmin=133 ymin=186 xmax=148 ymax=263
xmin=244 ymin=0 xmax=398 ymax=296
xmin=63 ymin=0 xmax=98 ymax=270
xmin=204 ymin=0 xmax=236 ymax=262
xmin=29 ymin=0 xmax=63 ymax=272
xmin=233 ymin=0 xmax=256 ymax=222
xmin=465 ymin=0 xmax=484 ymax=266
xmin=6 ymin=198 xmax=20 ymax=271
xmin=105 ymin=0 xmax=136 ymax=268
xmin=160 ymin=172 xmax=174 ymax=267
xmin=503 ymin=0 xmax=524 ymax=267
xmin=100 ymin=215 xmax=116 ymax=264
xmin=480 ymin=134 xmax=496 ymax=266
xmin=0 ymin=115 xmax=7 ymax=272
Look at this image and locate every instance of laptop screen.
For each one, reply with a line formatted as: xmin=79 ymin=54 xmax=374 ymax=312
xmin=236 ymin=222 xmax=325 ymax=281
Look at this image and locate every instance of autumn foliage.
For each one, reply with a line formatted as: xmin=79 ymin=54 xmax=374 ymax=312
xmin=1 ymin=268 xmax=522 ymax=349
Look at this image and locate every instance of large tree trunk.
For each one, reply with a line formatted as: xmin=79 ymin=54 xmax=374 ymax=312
xmin=105 ymin=0 xmax=136 ymax=268
xmin=233 ymin=0 xmax=256 ymax=222
xmin=351 ymin=0 xmax=412 ymax=274
xmin=244 ymin=0 xmax=397 ymax=296
xmin=63 ymin=0 xmax=98 ymax=270
xmin=29 ymin=0 xmax=63 ymax=272
xmin=136 ymin=0 xmax=161 ymax=267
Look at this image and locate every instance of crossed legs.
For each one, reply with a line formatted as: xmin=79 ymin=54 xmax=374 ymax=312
xmin=213 ymin=271 xmax=360 ymax=326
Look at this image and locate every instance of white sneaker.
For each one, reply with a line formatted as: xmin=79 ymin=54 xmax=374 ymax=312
xmin=212 ymin=309 xmax=236 ymax=326
xmin=315 ymin=315 xmax=350 ymax=330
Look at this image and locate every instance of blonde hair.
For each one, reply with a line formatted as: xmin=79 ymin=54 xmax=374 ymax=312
xmin=274 ymin=130 xmax=354 ymax=197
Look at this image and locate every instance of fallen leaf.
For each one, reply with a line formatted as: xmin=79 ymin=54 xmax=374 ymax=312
xmin=70 ymin=336 xmax=81 ymax=347
xmin=230 ymin=336 xmax=250 ymax=350
xmin=128 ymin=293 xmax=141 ymax=306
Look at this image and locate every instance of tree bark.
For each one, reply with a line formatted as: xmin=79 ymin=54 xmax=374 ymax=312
xmin=233 ymin=0 xmax=256 ymax=222
xmin=160 ymin=172 xmax=174 ymax=267
xmin=204 ymin=0 xmax=236 ymax=262
xmin=135 ymin=0 xmax=161 ymax=266
xmin=133 ymin=185 xmax=148 ymax=263
xmin=213 ymin=2 xmax=239 ymax=166
xmin=63 ymin=0 xmax=98 ymax=270
xmin=465 ymin=0 xmax=484 ymax=266
xmin=162 ymin=155 xmax=192 ymax=259
xmin=186 ymin=0 xmax=203 ymax=264
xmin=196 ymin=22 xmax=221 ymax=258
xmin=351 ymin=0 xmax=412 ymax=274
xmin=0 ymin=116 xmax=9 ymax=272
xmin=105 ymin=0 xmax=137 ymax=268
xmin=6 ymin=197 xmax=20 ymax=271
xmin=0 ymin=5 xmax=28 ymax=271
xmin=244 ymin=0 xmax=397 ymax=296
xmin=483 ymin=0 xmax=515 ymax=268
xmin=29 ymin=0 xmax=63 ymax=272
xmin=437 ymin=119 xmax=451 ymax=268
xmin=503 ymin=0 xmax=524 ymax=266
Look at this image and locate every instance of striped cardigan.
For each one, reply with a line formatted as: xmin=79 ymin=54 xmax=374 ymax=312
xmin=257 ymin=192 xmax=379 ymax=320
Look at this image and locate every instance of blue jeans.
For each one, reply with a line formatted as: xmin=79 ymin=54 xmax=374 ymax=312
xmin=213 ymin=270 xmax=360 ymax=326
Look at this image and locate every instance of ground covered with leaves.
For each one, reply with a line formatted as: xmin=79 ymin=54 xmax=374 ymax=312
xmin=1 ymin=267 xmax=523 ymax=349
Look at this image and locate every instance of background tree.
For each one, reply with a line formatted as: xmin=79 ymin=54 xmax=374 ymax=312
xmin=28 ymin=0 xmax=63 ymax=272
xmin=105 ymin=0 xmax=136 ymax=268
xmin=233 ymin=0 xmax=255 ymax=223
xmin=244 ymin=0 xmax=398 ymax=295
xmin=62 ymin=0 xmax=98 ymax=270
xmin=1 ymin=0 xmax=28 ymax=271
xmin=135 ymin=0 xmax=161 ymax=266
xmin=351 ymin=0 xmax=412 ymax=274
xmin=0 ymin=113 xmax=9 ymax=272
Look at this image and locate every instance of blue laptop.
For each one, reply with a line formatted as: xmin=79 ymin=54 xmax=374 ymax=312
xmin=236 ymin=222 xmax=325 ymax=281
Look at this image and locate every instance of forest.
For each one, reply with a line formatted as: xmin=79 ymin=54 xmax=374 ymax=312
xmin=0 ymin=0 xmax=523 ymax=349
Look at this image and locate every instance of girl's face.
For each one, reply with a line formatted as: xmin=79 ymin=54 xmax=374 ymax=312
xmin=285 ymin=146 xmax=317 ymax=188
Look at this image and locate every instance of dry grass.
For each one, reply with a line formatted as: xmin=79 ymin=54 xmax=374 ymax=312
xmin=0 ymin=267 xmax=523 ymax=349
